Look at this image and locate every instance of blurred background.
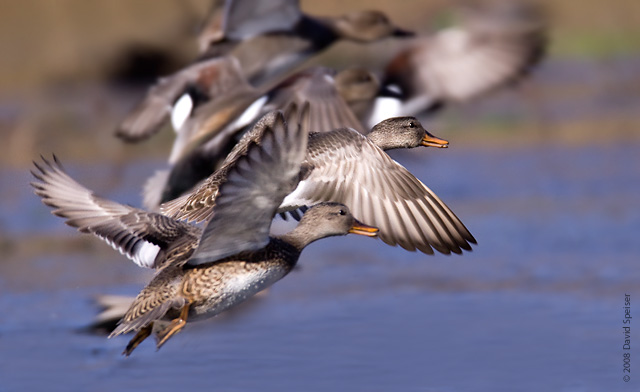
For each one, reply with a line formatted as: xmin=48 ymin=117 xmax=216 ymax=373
xmin=1 ymin=1 xmax=639 ymax=391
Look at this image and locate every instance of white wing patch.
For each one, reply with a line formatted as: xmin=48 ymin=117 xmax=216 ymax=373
xmin=100 ymin=234 xmax=161 ymax=269
xmin=280 ymin=180 xmax=314 ymax=210
xmin=171 ymin=93 xmax=194 ymax=131
xmin=229 ymin=95 xmax=269 ymax=130
xmin=133 ymin=241 xmax=162 ymax=268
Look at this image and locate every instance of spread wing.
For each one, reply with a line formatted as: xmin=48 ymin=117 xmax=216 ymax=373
xmin=31 ymin=156 xmax=200 ymax=269
xmin=115 ymin=57 xmax=249 ymax=142
xmin=266 ymin=68 xmax=366 ymax=134
xmin=187 ymin=108 xmax=308 ymax=265
xmin=159 ymin=102 xmax=279 ymax=223
xmin=280 ymin=129 xmax=476 ymax=255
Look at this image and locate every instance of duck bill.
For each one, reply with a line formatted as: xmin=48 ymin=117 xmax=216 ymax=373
xmin=421 ymin=132 xmax=449 ymax=148
xmin=392 ymin=27 xmax=415 ymax=37
xmin=348 ymin=219 xmax=379 ymax=237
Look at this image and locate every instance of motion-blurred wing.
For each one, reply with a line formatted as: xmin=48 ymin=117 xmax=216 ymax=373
xmin=187 ymin=108 xmax=308 ymax=265
xmin=266 ymin=68 xmax=366 ymax=134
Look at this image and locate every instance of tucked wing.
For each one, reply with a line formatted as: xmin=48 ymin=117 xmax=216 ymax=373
xmin=187 ymin=108 xmax=308 ymax=265
xmin=280 ymin=129 xmax=476 ymax=255
xmin=31 ymin=156 xmax=200 ymax=269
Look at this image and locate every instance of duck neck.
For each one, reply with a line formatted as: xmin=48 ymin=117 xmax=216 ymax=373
xmin=279 ymin=221 xmax=325 ymax=252
xmin=367 ymin=129 xmax=396 ymax=151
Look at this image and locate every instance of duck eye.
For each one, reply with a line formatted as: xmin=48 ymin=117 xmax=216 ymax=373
xmin=338 ymin=209 xmax=346 ymax=216
xmin=408 ymin=121 xmax=415 ymax=128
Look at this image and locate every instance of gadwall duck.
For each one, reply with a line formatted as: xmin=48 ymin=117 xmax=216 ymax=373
xmin=32 ymin=110 xmax=378 ymax=355
xmin=368 ymin=0 xmax=546 ymax=126
xmin=162 ymin=116 xmax=475 ymax=255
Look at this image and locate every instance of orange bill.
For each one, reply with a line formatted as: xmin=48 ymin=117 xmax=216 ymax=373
xmin=421 ymin=131 xmax=449 ymax=148
xmin=348 ymin=219 xmax=379 ymax=237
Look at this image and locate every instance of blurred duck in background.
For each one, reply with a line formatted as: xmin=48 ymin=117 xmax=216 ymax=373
xmin=115 ymin=0 xmax=413 ymax=143
xmin=115 ymin=0 xmax=545 ymax=211
xmin=368 ymin=0 xmax=546 ymax=126
xmin=195 ymin=0 xmax=413 ymax=85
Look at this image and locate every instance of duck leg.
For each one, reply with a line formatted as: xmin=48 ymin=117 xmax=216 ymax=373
xmin=123 ymin=323 xmax=153 ymax=356
xmin=155 ymin=301 xmax=192 ymax=350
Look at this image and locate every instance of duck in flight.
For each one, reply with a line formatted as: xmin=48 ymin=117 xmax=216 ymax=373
xmin=32 ymin=110 xmax=379 ymax=355
xmin=115 ymin=0 xmax=412 ymax=143
xmin=162 ymin=114 xmax=475 ymax=255
xmin=367 ymin=0 xmax=546 ymax=126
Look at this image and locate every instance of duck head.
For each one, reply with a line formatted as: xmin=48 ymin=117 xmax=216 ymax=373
xmin=294 ymin=202 xmax=378 ymax=246
xmin=331 ymin=10 xmax=413 ymax=42
xmin=334 ymin=67 xmax=381 ymax=106
xmin=368 ymin=117 xmax=449 ymax=150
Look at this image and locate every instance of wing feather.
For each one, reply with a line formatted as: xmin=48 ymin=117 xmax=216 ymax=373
xmin=280 ymin=129 xmax=475 ymax=255
xmin=31 ymin=156 xmax=199 ymax=269
xmin=187 ymin=109 xmax=308 ymax=266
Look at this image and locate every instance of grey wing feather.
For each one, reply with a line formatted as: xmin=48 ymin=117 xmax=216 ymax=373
xmin=31 ymin=156 xmax=200 ymax=269
xmin=159 ymin=103 xmax=277 ymax=223
xmin=267 ymin=68 xmax=366 ymax=134
xmin=187 ymin=109 xmax=308 ymax=266
xmin=280 ymin=129 xmax=476 ymax=255
xmin=141 ymin=168 xmax=171 ymax=211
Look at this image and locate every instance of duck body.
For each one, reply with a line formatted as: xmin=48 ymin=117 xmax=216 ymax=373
xmin=371 ymin=0 xmax=546 ymax=126
xmin=115 ymin=237 xmax=298 ymax=334
xmin=185 ymin=239 xmax=298 ymax=319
